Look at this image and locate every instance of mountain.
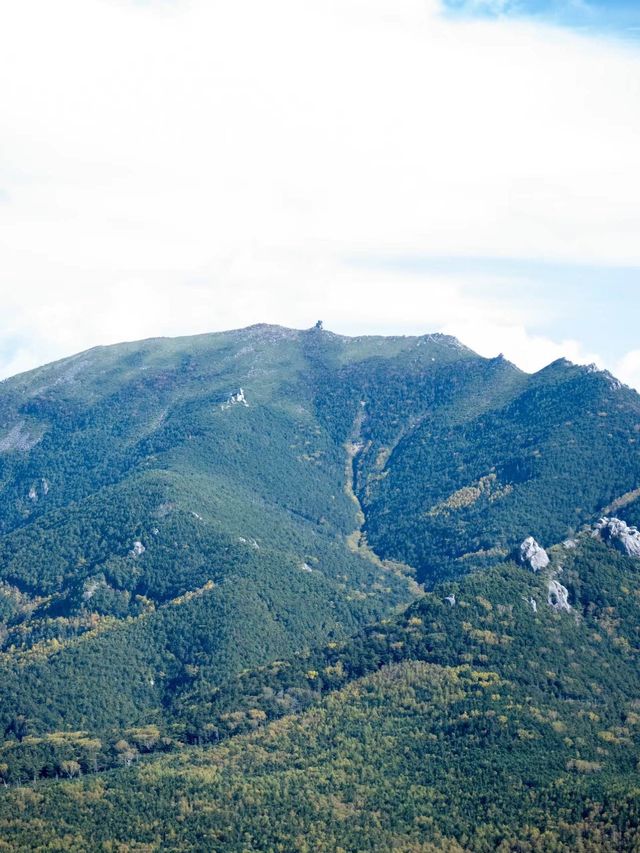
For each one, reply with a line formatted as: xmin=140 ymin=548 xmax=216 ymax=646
xmin=1 ymin=531 xmax=640 ymax=851
xmin=0 ymin=323 xmax=639 ymax=850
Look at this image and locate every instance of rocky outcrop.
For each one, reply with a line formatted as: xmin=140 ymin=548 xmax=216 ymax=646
xmin=221 ymin=388 xmax=248 ymax=410
xmin=594 ymin=517 xmax=640 ymax=558
xmin=519 ymin=537 xmax=550 ymax=572
xmin=82 ymin=576 xmax=105 ymax=601
xmin=518 ymin=536 xmax=570 ymax=613
xmin=445 ymin=594 xmax=456 ymax=607
xmin=548 ymin=579 xmax=571 ymax=612
xmin=130 ymin=541 xmax=146 ymax=558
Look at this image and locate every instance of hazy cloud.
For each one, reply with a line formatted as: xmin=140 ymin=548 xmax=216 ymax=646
xmin=616 ymin=350 xmax=640 ymax=392
xmin=0 ymin=0 xmax=638 ymax=384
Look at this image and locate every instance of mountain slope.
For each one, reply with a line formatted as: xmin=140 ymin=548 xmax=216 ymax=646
xmin=2 ymin=530 xmax=639 ymax=850
xmin=0 ymin=323 xmax=639 ymax=791
xmin=0 ymin=327 xmax=426 ymax=739
xmin=351 ymin=358 xmax=640 ymax=580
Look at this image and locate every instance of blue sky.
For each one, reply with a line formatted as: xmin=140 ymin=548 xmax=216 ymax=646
xmin=443 ymin=0 xmax=640 ymax=39
xmin=0 ymin=0 xmax=639 ymax=388
xmin=352 ymin=258 xmax=640 ymax=365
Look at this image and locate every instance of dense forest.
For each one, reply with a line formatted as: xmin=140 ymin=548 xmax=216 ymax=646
xmin=0 ymin=324 xmax=639 ymax=849
xmin=1 ymin=533 xmax=639 ymax=850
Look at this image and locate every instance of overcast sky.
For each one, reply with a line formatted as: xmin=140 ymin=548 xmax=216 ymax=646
xmin=1 ymin=0 xmax=639 ymax=387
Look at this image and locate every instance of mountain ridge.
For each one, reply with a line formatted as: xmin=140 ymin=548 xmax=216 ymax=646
xmin=6 ymin=322 xmax=626 ymax=390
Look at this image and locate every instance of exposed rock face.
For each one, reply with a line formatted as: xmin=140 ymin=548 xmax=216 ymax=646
xmin=594 ymin=517 xmax=640 ymax=558
xmin=221 ymin=388 xmax=248 ymax=410
xmin=548 ymin=579 xmax=571 ymax=612
xmin=519 ymin=537 xmax=550 ymax=572
xmin=26 ymin=479 xmax=50 ymax=502
xmin=529 ymin=597 xmax=537 ymax=614
xmin=82 ymin=576 xmax=104 ymax=601
xmin=445 ymin=594 xmax=456 ymax=607
xmin=130 ymin=541 xmax=146 ymax=558
xmin=0 ymin=422 xmax=43 ymax=453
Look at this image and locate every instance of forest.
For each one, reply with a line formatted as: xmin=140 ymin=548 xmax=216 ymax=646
xmin=0 ymin=324 xmax=639 ymax=849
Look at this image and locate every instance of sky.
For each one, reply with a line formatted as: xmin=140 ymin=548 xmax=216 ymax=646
xmin=0 ymin=0 xmax=639 ymax=387
xmin=444 ymin=0 xmax=640 ymax=38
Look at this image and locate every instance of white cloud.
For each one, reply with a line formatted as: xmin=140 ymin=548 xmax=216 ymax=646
xmin=616 ymin=350 xmax=640 ymax=392
xmin=0 ymin=255 xmax=613 ymax=385
xmin=0 ymin=0 xmax=638 ymax=383
xmin=451 ymin=0 xmax=511 ymax=13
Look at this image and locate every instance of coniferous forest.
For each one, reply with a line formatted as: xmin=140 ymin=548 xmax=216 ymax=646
xmin=0 ymin=324 xmax=640 ymax=850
